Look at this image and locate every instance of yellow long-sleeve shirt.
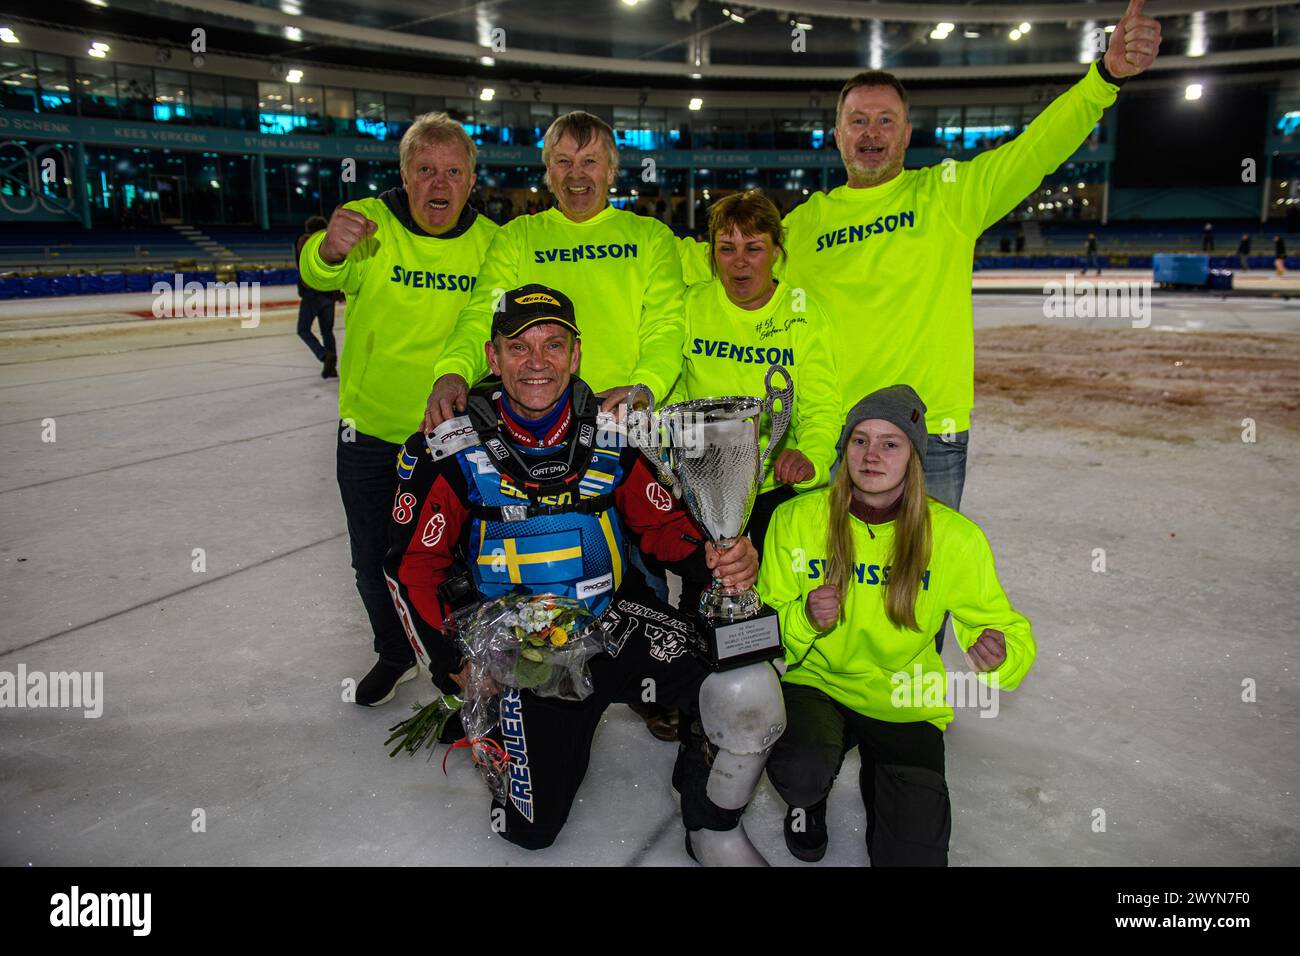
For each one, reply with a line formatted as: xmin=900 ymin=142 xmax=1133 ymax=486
xmin=431 ymin=204 xmax=687 ymax=404
xmin=758 ymin=489 xmax=1035 ymax=730
xmin=666 ymin=279 xmax=841 ymax=493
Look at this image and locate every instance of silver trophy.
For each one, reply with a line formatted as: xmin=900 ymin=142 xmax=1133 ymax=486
xmin=627 ymin=365 xmax=794 ymax=669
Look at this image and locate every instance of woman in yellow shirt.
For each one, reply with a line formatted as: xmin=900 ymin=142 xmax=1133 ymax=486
xmin=757 ymin=384 xmax=1036 ymax=865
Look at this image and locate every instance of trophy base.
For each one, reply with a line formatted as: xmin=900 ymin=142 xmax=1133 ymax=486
xmin=688 ymin=602 xmax=783 ymax=671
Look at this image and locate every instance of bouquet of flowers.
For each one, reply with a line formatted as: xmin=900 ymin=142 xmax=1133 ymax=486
xmin=386 ymin=594 xmax=601 ymax=804
xmin=460 ymin=593 xmax=599 ymax=700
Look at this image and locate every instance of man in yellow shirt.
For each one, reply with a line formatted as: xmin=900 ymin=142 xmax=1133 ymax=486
xmin=299 ymin=113 xmax=497 ymax=706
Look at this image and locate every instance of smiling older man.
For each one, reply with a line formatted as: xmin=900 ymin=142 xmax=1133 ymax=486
xmin=422 ymin=111 xmax=686 ymax=425
xmin=299 ymin=111 xmax=498 ymax=707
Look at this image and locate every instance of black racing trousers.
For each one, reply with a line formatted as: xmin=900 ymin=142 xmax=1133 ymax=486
xmin=487 ymin=580 xmax=739 ymax=850
xmin=765 ymin=682 xmax=951 ymax=866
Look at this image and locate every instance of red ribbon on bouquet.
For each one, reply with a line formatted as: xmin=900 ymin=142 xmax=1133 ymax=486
xmin=442 ymin=736 xmax=512 ymax=776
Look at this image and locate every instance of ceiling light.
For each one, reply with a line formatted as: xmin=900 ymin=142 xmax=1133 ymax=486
xmin=284 ymin=26 xmax=302 ymax=42
xmin=480 ymin=87 xmax=495 ymax=101
xmin=285 ymin=69 xmax=303 ymax=83
xmin=1019 ymin=22 xmax=1031 ymax=33
xmin=480 ymin=56 xmax=495 ymax=66
xmin=688 ymin=97 xmax=703 ymax=110
xmin=1185 ymin=83 xmax=1202 ymax=100
xmin=1009 ymin=29 xmax=1021 ymax=41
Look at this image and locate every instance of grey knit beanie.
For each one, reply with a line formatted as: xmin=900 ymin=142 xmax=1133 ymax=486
xmin=834 ymin=384 xmax=928 ymax=467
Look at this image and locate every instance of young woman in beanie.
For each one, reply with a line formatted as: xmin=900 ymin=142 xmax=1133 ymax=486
xmin=756 ymin=384 xmax=1036 ymax=865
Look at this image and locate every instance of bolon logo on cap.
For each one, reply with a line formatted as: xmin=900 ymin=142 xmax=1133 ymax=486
xmin=515 ymin=292 xmax=560 ymax=308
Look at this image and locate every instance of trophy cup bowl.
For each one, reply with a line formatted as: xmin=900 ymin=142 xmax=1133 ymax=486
xmin=627 ymin=366 xmax=794 ymax=668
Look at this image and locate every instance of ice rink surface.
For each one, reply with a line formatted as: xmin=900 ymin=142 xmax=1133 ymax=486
xmin=1 ymin=290 xmax=1298 ymax=866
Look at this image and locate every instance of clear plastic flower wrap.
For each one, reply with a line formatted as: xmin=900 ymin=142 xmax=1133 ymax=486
xmin=452 ymin=594 xmax=601 ymax=802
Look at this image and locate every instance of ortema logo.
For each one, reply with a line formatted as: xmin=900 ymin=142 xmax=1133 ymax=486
xmin=515 ymin=292 xmax=560 ymax=307
xmin=529 ymin=461 xmax=568 ymax=479
xmin=499 ymin=690 xmax=533 ymax=821
xmin=0 ymin=666 xmax=103 ymax=718
xmin=50 ymin=886 xmax=151 ymax=936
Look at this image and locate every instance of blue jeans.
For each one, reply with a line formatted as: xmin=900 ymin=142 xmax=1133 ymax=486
xmin=924 ymin=431 xmax=969 ymax=652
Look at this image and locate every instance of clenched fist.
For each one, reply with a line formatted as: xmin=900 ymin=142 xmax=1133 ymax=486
xmin=1104 ymin=0 xmax=1161 ymax=79
xmin=319 ymin=207 xmax=378 ymax=265
xmin=966 ymin=628 xmax=1007 ymax=673
xmin=774 ymin=449 xmax=815 ymax=485
xmin=805 ymin=584 xmax=841 ymax=631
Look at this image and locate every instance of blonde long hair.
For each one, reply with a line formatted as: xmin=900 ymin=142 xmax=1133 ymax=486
xmin=825 ymin=449 xmax=932 ymax=631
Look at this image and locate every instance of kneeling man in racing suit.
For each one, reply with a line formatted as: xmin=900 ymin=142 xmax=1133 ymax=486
xmin=383 ymin=283 xmax=785 ymax=864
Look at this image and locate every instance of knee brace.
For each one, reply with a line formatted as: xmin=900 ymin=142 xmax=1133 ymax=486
xmin=698 ymin=662 xmax=786 ymax=811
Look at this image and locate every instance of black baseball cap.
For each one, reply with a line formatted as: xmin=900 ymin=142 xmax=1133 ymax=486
xmin=492 ymin=284 xmax=580 ymax=339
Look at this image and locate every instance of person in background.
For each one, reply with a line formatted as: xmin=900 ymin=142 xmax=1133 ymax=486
xmin=295 ymin=215 xmax=339 ymax=378
xmin=1202 ymin=221 xmax=1215 ymax=252
xmin=1084 ymin=232 xmax=1100 ymax=276
xmin=1274 ymin=235 xmax=1287 ymax=277
xmin=1237 ymin=233 xmax=1251 ymax=272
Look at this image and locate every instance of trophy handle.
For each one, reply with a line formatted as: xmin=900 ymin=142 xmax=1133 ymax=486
xmin=757 ymin=364 xmax=794 ymax=485
xmin=625 ymin=384 xmax=679 ymax=494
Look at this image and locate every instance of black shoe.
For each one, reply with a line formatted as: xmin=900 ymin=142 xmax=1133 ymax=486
xmin=321 ymin=350 xmax=337 ymax=379
xmin=784 ymin=801 xmax=828 ymax=862
xmin=355 ymin=657 xmax=417 ymax=707
xmin=626 ymin=699 xmax=680 ymax=742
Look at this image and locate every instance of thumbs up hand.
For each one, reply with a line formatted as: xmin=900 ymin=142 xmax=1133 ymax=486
xmin=1104 ymin=0 xmax=1162 ymax=79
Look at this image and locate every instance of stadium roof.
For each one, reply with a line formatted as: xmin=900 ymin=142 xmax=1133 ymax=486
xmin=10 ymin=0 xmax=1300 ymax=89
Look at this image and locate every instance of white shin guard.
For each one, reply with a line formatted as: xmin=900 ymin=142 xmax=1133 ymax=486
xmin=690 ymin=819 xmax=769 ymax=867
xmin=699 ymin=661 xmax=787 ymax=811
